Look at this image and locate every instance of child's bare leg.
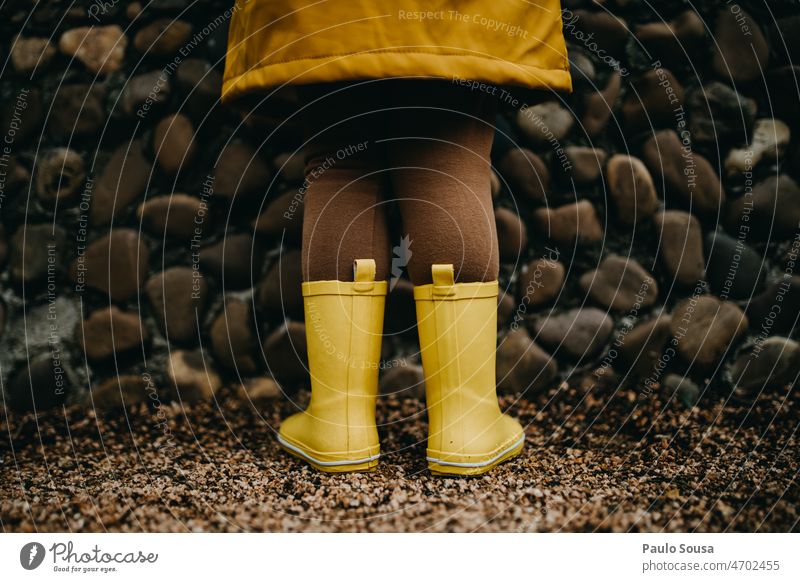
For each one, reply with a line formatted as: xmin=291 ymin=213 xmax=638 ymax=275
xmin=299 ymin=83 xmax=390 ymax=282
xmin=386 ymin=80 xmax=499 ymax=285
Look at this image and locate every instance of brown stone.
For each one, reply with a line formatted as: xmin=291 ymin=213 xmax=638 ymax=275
xmin=498 ymin=148 xmax=549 ymax=203
xmin=145 ymin=267 xmax=208 ymax=344
xmin=730 ymin=337 xmax=800 ymax=397
xmin=11 ymin=36 xmax=56 ymax=73
xmin=622 ymin=68 xmax=684 ymax=132
xmin=518 ymin=257 xmax=565 ymax=307
xmin=257 ymin=250 xmax=304 ymax=320
xmin=176 ymin=59 xmax=223 ymax=119
xmin=712 ymin=7 xmax=769 ymax=83
xmin=642 ymin=130 xmax=725 ymax=217
xmin=532 ymin=307 xmax=614 ymax=359
xmin=273 ymin=150 xmax=307 ymax=184
xmin=252 ymin=189 xmax=303 ymax=242
xmin=134 ymin=19 xmax=192 ymax=56
xmin=516 ymin=101 xmax=574 ymax=148
xmin=380 ymin=362 xmax=426 ymax=400
xmin=653 ymin=210 xmax=704 ymax=287
xmin=497 ymin=292 xmax=516 ymax=329
xmin=120 ymin=71 xmax=171 ymax=116
xmin=237 ymin=377 xmax=283 ymax=405
xmin=168 ymin=350 xmax=222 ymax=402
xmin=726 ymin=175 xmax=800 ymax=241
xmin=9 ymin=224 xmax=67 ymax=286
xmin=199 ymin=234 xmax=264 ymax=290
xmin=211 ymin=300 xmax=259 ymax=374
xmin=568 ymin=10 xmax=629 ymax=58
xmin=564 ymin=147 xmax=607 ymax=184
xmin=606 ymin=154 xmax=659 ymax=225
xmin=35 ymin=148 xmax=85 ymax=202
xmin=91 ymin=375 xmax=150 ymax=410
xmin=71 ymin=229 xmax=149 ymax=301
xmin=79 ymin=306 xmax=148 ymax=361
xmin=533 ymin=200 xmax=604 ymax=246
xmin=153 ymin=114 xmax=196 ymax=176
xmin=51 ymin=84 xmax=107 ymax=137
xmin=495 ymin=207 xmax=527 ymax=263
xmin=634 ymin=11 xmax=705 ymax=69
xmin=617 ymin=315 xmax=672 ymax=381
xmin=583 ymin=71 xmax=621 ymax=138
xmin=214 ymin=142 xmax=272 ymax=200
xmin=138 ymin=193 xmax=207 ymax=239
xmin=262 ymin=322 xmax=309 ymax=386
xmin=91 ymin=139 xmax=152 ymax=225
xmin=496 ymin=329 xmax=558 ymax=394
xmin=686 ymin=82 xmax=757 ymax=143
xmin=671 ymin=296 xmax=748 ymax=367
xmin=59 ymin=25 xmax=127 ymax=75
xmin=580 ymin=255 xmax=658 ymax=312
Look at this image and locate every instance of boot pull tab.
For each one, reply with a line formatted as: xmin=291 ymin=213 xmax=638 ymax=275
xmin=431 ymin=264 xmax=456 ymax=296
xmin=353 ymin=259 xmax=376 ymax=291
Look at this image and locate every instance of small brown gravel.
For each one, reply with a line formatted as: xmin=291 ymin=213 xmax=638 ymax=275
xmin=1 ymin=381 xmax=797 ymax=532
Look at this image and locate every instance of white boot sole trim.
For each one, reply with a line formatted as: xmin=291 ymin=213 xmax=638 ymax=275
xmin=278 ymin=435 xmax=380 ymax=466
xmin=427 ymin=434 xmax=525 ymax=468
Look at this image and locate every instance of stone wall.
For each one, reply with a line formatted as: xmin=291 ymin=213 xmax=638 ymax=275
xmin=1 ymin=0 xmax=799 ymax=414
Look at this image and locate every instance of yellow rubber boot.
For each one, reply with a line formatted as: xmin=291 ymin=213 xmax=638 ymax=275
xmin=278 ymin=259 xmax=387 ymax=473
xmin=414 ymin=264 xmax=525 ymax=476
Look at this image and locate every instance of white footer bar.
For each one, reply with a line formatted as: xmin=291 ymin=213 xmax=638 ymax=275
xmin=0 ymin=533 xmax=796 ymax=581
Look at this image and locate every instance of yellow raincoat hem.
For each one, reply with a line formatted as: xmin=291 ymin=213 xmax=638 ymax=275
xmin=221 ymin=50 xmax=573 ymax=104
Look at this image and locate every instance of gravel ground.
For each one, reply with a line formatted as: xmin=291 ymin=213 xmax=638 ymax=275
xmin=1 ymin=380 xmax=798 ymax=533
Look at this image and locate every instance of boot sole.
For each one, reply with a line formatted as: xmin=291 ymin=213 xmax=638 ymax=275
xmin=277 ymin=435 xmax=380 ymax=473
xmin=427 ymin=434 xmax=525 ymax=476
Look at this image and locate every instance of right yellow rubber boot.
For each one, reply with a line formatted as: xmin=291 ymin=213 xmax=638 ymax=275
xmin=278 ymin=259 xmax=387 ymax=473
xmin=414 ymin=264 xmax=525 ymax=476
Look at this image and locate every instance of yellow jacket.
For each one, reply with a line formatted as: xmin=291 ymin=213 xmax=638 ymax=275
xmin=222 ymin=0 xmax=572 ymax=103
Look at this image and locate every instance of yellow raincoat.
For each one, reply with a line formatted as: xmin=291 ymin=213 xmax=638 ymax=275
xmin=221 ymin=0 xmax=572 ymax=103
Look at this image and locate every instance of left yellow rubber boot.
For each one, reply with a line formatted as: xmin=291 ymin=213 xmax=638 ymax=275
xmin=278 ymin=259 xmax=387 ymax=473
xmin=414 ymin=264 xmax=525 ymax=476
